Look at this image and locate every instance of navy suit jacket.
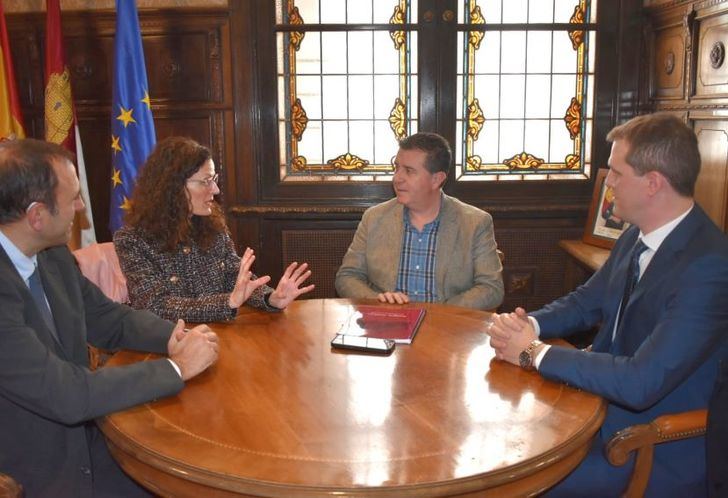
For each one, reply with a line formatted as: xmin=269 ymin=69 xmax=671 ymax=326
xmin=0 ymin=244 xmax=184 ymax=497
xmin=533 ymin=205 xmax=728 ymax=496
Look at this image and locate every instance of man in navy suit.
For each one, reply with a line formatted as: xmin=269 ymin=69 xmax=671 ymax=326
xmin=487 ymin=113 xmax=728 ymax=497
xmin=0 ymin=139 xmax=219 ymax=497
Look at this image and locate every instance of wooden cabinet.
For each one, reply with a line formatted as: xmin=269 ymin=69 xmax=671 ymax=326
xmin=647 ymin=0 xmax=728 ymax=233
xmin=694 ymin=119 xmax=728 ymax=231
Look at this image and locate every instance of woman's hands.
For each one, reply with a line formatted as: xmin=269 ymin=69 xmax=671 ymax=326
xmin=267 ymin=262 xmax=315 ymax=309
xmin=228 ymin=248 xmax=314 ymax=310
xmin=228 ymin=248 xmax=271 ymax=309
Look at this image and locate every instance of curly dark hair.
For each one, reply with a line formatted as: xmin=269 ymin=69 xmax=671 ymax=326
xmin=125 ymin=136 xmax=227 ymax=252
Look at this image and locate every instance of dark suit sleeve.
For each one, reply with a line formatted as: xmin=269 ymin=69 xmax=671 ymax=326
xmin=538 ymin=254 xmax=728 ymax=410
xmin=531 ymin=240 xmax=625 ymax=338
xmin=0 ymin=286 xmax=183 ymax=425
xmin=0 ymin=247 xmax=184 ymax=426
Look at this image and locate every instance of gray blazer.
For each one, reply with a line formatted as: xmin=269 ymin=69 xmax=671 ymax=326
xmin=335 ymin=194 xmax=504 ymax=310
xmin=0 ymin=244 xmax=183 ymax=497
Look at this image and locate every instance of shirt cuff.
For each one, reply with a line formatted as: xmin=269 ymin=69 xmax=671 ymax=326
xmin=528 ymin=316 xmax=549 ymax=369
xmin=528 ymin=316 xmax=541 ymax=336
xmin=533 ymin=344 xmax=551 ymax=370
xmin=167 ymin=358 xmax=182 ymax=378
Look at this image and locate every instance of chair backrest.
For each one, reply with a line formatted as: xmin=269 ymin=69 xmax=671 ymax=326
xmin=73 ymin=242 xmax=128 ymax=303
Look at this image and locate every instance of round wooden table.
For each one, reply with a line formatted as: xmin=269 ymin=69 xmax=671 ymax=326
xmin=99 ymin=299 xmax=605 ymax=497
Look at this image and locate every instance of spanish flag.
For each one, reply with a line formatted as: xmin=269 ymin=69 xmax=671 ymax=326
xmin=45 ymin=0 xmax=96 ymax=248
xmin=0 ymin=0 xmax=25 ymax=141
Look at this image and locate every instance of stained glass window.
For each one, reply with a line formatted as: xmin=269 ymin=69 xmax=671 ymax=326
xmin=275 ymin=1 xmax=597 ymax=183
xmin=276 ymin=1 xmax=418 ymax=181
xmin=456 ymin=0 xmax=597 ymax=181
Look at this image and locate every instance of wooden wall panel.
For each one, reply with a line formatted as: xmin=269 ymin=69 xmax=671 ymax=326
xmin=694 ymin=120 xmax=728 ymax=231
xmin=696 ymin=12 xmax=728 ymax=97
xmin=648 ymin=0 xmax=728 ymax=235
xmin=64 ymin=33 xmax=112 ymax=103
xmin=653 ymin=25 xmax=686 ymax=99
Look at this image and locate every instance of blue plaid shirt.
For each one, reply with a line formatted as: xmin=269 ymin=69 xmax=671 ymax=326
xmin=395 ymin=209 xmax=440 ymax=302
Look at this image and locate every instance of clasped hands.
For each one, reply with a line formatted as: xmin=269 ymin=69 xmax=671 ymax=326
xmin=167 ymin=319 xmax=219 ymax=381
xmin=229 ymin=247 xmax=315 ymax=310
xmin=486 ymin=307 xmax=538 ymax=366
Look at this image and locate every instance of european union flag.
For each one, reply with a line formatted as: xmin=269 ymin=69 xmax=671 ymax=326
xmin=109 ymin=0 xmax=155 ymax=233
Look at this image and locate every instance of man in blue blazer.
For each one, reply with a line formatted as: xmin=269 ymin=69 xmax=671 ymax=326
xmin=487 ymin=113 xmax=728 ymax=497
xmin=0 ymin=139 xmax=220 ymax=497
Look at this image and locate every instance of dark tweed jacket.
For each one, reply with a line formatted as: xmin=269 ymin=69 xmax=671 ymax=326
xmin=114 ymin=226 xmax=276 ymax=322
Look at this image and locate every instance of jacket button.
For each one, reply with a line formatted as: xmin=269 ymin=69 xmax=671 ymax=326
xmin=170 ymin=275 xmax=179 ymax=283
xmin=80 ymin=466 xmax=91 ymax=475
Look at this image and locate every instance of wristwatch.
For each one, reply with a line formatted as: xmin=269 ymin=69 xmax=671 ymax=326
xmin=519 ymin=340 xmax=544 ymax=370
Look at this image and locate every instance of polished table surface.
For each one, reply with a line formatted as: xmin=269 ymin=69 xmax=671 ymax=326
xmin=99 ymin=299 xmax=605 ymax=497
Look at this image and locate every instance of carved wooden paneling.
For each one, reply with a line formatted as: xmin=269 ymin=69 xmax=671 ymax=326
xmin=694 ymin=120 xmax=728 ymax=231
xmin=144 ymin=29 xmax=226 ymax=103
xmin=653 ymin=25 xmax=686 ymax=98
xmin=7 ymin=31 xmax=42 ymax=108
xmin=65 ymin=36 xmax=111 ymax=103
xmin=62 ymin=21 xmax=228 ymax=105
xmin=695 ymin=11 xmax=728 ymax=97
xmin=647 ymin=1 xmax=728 ymax=234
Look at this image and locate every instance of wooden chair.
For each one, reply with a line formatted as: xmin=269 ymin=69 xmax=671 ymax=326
xmin=0 ymin=473 xmax=22 ymax=498
xmin=605 ymin=409 xmax=708 ymax=498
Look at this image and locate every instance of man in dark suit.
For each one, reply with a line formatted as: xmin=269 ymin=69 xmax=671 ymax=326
xmin=0 ymin=138 xmax=220 ymax=497
xmin=487 ymin=113 xmax=728 ymax=497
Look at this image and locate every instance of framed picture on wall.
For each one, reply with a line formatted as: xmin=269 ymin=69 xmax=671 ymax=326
xmin=583 ymin=169 xmax=630 ymax=248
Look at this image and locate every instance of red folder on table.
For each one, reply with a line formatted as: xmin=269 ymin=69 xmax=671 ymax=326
xmin=339 ymin=305 xmax=426 ymax=344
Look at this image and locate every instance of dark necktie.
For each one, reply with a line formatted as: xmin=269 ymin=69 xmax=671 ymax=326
xmin=616 ymin=239 xmax=649 ymax=330
xmin=28 ymin=266 xmax=59 ymax=341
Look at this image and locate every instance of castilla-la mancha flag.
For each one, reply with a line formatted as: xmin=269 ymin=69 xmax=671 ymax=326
xmin=0 ymin=0 xmax=25 ymax=141
xmin=45 ymin=0 xmax=96 ymax=249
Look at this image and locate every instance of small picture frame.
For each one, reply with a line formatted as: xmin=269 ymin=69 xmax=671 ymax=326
xmin=583 ymin=168 xmax=630 ymax=249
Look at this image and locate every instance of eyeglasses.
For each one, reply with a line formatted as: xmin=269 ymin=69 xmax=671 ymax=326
xmin=186 ymin=173 xmax=219 ymax=189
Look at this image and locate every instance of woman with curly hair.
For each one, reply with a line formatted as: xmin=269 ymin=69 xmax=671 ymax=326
xmin=114 ymin=136 xmax=314 ymax=322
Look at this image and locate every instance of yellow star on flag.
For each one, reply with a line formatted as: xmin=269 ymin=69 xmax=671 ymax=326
xmin=111 ymin=168 xmax=122 ymax=188
xmin=116 ymin=106 xmax=136 ymax=128
xmin=141 ymin=91 xmax=152 ymax=110
xmin=111 ymin=135 xmax=122 ymax=154
xmin=120 ymin=196 xmax=133 ymax=211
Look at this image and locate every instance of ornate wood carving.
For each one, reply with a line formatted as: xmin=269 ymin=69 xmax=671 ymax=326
xmin=665 ymin=50 xmax=676 ymax=74
xmin=710 ymin=41 xmax=725 ymax=68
